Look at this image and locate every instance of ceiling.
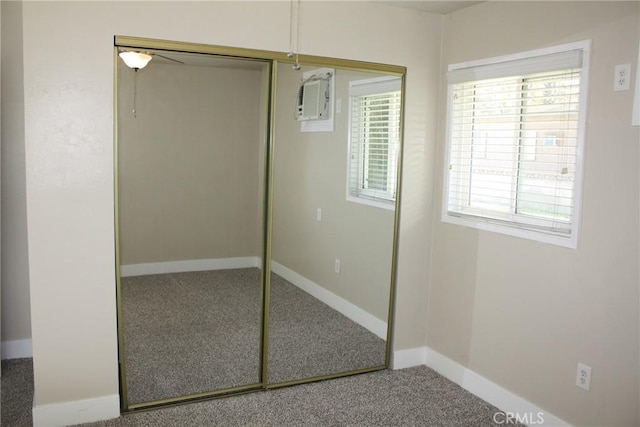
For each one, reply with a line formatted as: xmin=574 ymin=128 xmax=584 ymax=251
xmin=378 ymin=0 xmax=483 ymax=15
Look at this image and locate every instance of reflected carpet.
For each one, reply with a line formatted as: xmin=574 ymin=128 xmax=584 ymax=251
xmin=122 ymin=268 xmax=386 ymax=404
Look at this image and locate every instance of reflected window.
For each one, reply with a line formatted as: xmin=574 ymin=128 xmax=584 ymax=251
xmin=347 ymin=77 xmax=401 ymax=208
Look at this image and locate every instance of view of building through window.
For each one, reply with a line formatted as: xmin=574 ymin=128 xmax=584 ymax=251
xmin=451 ymin=71 xmax=580 ymax=223
xmin=444 ymin=42 xmax=589 ymax=247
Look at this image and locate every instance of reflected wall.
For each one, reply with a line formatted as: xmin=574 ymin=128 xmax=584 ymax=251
xmin=118 ymin=58 xmax=265 ymax=266
xmin=268 ymin=63 xmax=398 ymax=384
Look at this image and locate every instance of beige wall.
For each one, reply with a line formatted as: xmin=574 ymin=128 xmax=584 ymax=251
xmin=1 ymin=1 xmax=32 ymax=345
xmin=17 ymin=0 xmax=441 ymax=410
xmin=272 ymin=65 xmax=395 ymax=320
xmin=429 ymin=2 xmax=640 ymax=426
xmin=118 ymin=60 xmax=265 ymax=265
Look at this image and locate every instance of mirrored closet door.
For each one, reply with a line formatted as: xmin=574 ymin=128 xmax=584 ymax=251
xmin=115 ymin=36 xmax=405 ymax=412
xmin=116 ymin=47 xmax=270 ymax=408
xmin=267 ymin=62 xmax=401 ymax=385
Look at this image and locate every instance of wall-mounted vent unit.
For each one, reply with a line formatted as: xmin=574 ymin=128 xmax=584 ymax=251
xmin=296 ymin=78 xmax=330 ymax=121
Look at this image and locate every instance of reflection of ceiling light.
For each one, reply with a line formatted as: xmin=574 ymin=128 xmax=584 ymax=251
xmin=119 ymin=51 xmax=152 ymax=70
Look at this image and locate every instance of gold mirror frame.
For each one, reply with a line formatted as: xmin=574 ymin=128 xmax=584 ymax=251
xmin=114 ymin=35 xmax=405 ymax=413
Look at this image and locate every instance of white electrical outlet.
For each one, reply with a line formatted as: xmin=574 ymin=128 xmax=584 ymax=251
xmin=334 ymin=259 xmax=340 ymax=273
xmin=576 ymin=363 xmax=592 ymax=391
xmin=316 ymin=208 xmax=322 ymax=221
xmin=614 ymin=64 xmax=631 ymax=91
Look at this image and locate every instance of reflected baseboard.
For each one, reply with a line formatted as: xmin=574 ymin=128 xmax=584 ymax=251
xmin=270 ymin=261 xmax=387 ymax=339
xmin=120 ymin=257 xmax=261 ymax=277
xmin=1 ymin=338 xmax=33 ymax=360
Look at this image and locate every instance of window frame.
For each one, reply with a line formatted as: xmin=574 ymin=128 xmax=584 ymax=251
xmin=347 ymin=76 xmax=402 ymax=210
xmin=442 ymin=40 xmax=591 ymax=249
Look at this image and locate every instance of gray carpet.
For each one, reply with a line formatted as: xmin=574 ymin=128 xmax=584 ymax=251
xmin=1 ymin=358 xmax=518 ymax=426
xmin=123 ymin=268 xmax=386 ymax=404
xmin=1 ymin=358 xmax=33 ymax=427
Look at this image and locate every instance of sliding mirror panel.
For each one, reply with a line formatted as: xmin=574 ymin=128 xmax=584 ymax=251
xmin=116 ymin=49 xmax=270 ymax=406
xmin=268 ymin=62 xmax=402 ymax=385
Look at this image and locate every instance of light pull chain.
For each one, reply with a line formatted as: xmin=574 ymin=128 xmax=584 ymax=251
xmin=133 ymin=69 xmax=138 ymax=118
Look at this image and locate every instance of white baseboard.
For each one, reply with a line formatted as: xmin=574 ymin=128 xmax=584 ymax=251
xmin=391 ymin=346 xmax=427 ymax=369
xmin=1 ymin=338 xmax=33 ymax=360
xmin=32 ymin=394 xmax=120 ymax=427
xmin=392 ymin=346 xmax=570 ymax=426
xmin=270 ymin=261 xmax=387 ymax=339
xmin=120 ymin=256 xmax=261 ymax=277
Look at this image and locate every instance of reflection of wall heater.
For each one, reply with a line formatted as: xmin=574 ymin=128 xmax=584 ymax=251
xmin=296 ymin=78 xmax=330 ymax=121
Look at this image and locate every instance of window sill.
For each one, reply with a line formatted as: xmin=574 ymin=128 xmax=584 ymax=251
xmin=441 ymin=211 xmax=577 ymax=249
xmin=347 ymin=194 xmax=395 ymax=211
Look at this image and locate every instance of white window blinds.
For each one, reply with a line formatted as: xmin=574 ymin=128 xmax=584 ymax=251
xmin=444 ymin=42 xmax=589 ymax=247
xmin=348 ymin=77 xmax=401 ymax=206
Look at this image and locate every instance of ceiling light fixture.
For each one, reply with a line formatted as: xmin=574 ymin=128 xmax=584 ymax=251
xmin=119 ymin=51 xmax=152 ymax=70
xmin=119 ymin=51 xmax=153 ymax=118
